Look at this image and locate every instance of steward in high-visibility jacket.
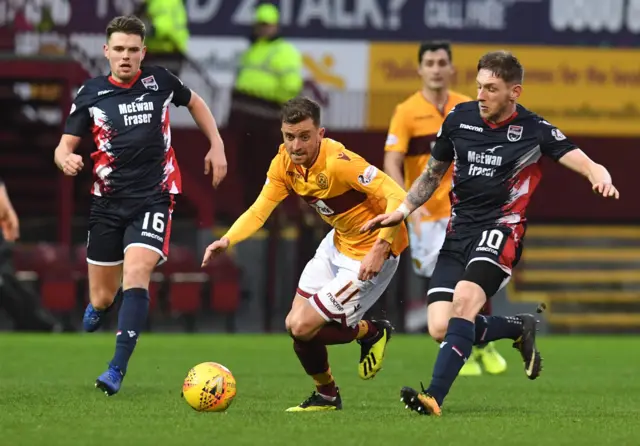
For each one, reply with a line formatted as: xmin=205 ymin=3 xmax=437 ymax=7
xmin=144 ymin=0 xmax=189 ymax=55
xmin=229 ymin=4 xmax=304 ymax=209
xmin=232 ymin=4 xmax=302 ymax=112
xmin=234 ymin=34 xmax=303 ymax=104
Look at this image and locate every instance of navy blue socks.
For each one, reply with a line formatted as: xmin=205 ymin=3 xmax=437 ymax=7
xmin=426 ymin=317 xmax=475 ymax=405
xmin=474 ymin=314 xmax=523 ymax=344
xmin=109 ymin=288 xmax=149 ymax=374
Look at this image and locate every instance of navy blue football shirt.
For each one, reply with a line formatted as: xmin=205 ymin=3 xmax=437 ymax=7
xmin=64 ymin=65 xmax=192 ymax=198
xmin=431 ymin=101 xmax=578 ymax=234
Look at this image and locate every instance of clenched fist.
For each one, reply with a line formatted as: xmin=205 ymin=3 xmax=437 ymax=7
xmin=56 ymin=152 xmax=84 ymax=176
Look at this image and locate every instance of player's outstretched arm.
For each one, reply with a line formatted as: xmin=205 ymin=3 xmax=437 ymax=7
xmin=201 ymin=203 xmax=271 ymax=267
xmin=54 ymin=134 xmax=84 ymax=176
xmin=201 ymin=193 xmax=282 ymax=267
xmin=187 ymin=91 xmax=227 ymax=188
xmin=202 ymin=152 xmax=288 ymax=266
xmin=557 ymin=149 xmax=620 ymax=199
xmin=361 ymin=156 xmax=451 ymax=232
xmin=202 ymin=181 xmax=288 ymax=267
xmin=406 ymin=156 xmax=451 ymax=209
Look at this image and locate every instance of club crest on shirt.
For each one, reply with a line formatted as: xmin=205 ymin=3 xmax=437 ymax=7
xmin=316 ymin=173 xmax=329 ymax=189
xmin=551 ymin=128 xmax=566 ymax=141
xmin=507 ymin=125 xmax=523 ymax=142
xmin=141 ymin=75 xmax=159 ymax=91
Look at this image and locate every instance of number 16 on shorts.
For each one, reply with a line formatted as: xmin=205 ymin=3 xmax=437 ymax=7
xmin=126 ymin=206 xmax=173 ymax=261
xmin=142 ymin=211 xmax=166 ymax=235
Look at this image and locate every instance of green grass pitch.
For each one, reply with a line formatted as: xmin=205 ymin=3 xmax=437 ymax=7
xmin=1 ymin=334 xmax=639 ymax=446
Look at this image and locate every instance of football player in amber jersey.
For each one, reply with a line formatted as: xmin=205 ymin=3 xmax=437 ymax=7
xmin=384 ymin=41 xmax=507 ymax=377
xmin=203 ymin=97 xmax=408 ymax=412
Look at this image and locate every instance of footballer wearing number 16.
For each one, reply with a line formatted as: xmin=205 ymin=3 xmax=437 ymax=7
xmin=53 ymin=15 xmax=227 ymax=396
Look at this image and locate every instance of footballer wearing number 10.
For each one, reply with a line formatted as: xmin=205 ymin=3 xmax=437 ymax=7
xmin=363 ymin=50 xmax=619 ymax=417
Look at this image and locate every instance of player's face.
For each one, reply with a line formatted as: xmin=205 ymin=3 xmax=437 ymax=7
xmin=476 ymin=68 xmax=522 ymax=122
xmin=418 ymin=49 xmax=454 ymax=91
xmin=282 ymin=118 xmax=325 ymax=167
xmin=104 ymin=32 xmax=146 ymax=83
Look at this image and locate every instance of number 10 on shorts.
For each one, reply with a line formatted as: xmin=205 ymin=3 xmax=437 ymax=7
xmin=476 ymin=229 xmax=505 ymax=255
xmin=142 ymin=212 xmax=165 ymax=233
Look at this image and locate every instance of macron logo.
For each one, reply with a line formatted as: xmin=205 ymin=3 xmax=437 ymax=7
xmin=460 ymin=123 xmax=484 ymax=133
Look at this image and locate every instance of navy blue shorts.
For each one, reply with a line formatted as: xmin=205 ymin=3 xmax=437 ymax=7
xmin=86 ymin=195 xmax=174 ymax=265
xmin=427 ymin=225 xmax=525 ymax=303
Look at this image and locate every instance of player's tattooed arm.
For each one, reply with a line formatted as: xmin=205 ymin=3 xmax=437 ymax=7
xmin=359 ymin=154 xmax=451 ymax=233
xmin=406 ymin=157 xmax=451 ymax=210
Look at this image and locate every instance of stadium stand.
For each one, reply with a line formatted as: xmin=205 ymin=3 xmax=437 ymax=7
xmin=511 ymin=225 xmax=640 ymax=332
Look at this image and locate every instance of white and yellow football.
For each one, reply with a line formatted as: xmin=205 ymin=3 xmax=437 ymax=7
xmin=181 ymin=362 xmax=237 ymax=412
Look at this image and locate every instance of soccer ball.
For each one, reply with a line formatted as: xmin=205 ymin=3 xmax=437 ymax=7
xmin=181 ymin=362 xmax=237 ymax=412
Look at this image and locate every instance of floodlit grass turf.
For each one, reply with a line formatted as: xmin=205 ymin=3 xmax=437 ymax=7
xmin=1 ymin=334 xmax=639 ymax=446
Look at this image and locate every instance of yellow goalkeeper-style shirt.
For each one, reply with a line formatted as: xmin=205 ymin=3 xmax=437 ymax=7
xmin=224 ymin=137 xmax=409 ymax=261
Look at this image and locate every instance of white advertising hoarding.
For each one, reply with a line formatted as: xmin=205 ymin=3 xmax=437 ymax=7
xmin=51 ymin=34 xmax=369 ymax=129
xmin=183 ymin=37 xmax=369 ymax=129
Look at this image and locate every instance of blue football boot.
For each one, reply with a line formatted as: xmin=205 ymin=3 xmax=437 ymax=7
xmin=82 ymin=288 xmax=122 ymax=332
xmin=95 ymin=365 xmax=124 ymax=396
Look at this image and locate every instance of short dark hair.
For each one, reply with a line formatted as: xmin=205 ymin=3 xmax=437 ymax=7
xmin=281 ymin=97 xmax=321 ymax=127
xmin=106 ymin=15 xmax=146 ymax=42
xmin=477 ymin=50 xmax=524 ymax=84
xmin=418 ymin=41 xmax=452 ymax=63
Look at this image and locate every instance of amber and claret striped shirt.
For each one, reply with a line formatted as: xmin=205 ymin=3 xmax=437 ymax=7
xmin=224 ymin=138 xmax=409 ymax=261
xmin=384 ymin=90 xmax=472 ymax=222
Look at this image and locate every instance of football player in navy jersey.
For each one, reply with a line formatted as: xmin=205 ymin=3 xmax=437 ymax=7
xmin=363 ymin=50 xmax=619 ymax=416
xmin=53 ymin=15 xmax=227 ymax=396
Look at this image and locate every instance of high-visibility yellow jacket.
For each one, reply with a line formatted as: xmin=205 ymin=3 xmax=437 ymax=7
xmin=235 ymin=37 xmax=303 ymax=104
xmin=145 ymin=0 xmax=189 ymax=54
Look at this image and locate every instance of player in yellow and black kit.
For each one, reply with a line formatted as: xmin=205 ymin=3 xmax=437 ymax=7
xmin=384 ymin=41 xmax=507 ymax=376
xmin=203 ymin=97 xmax=408 ymax=411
